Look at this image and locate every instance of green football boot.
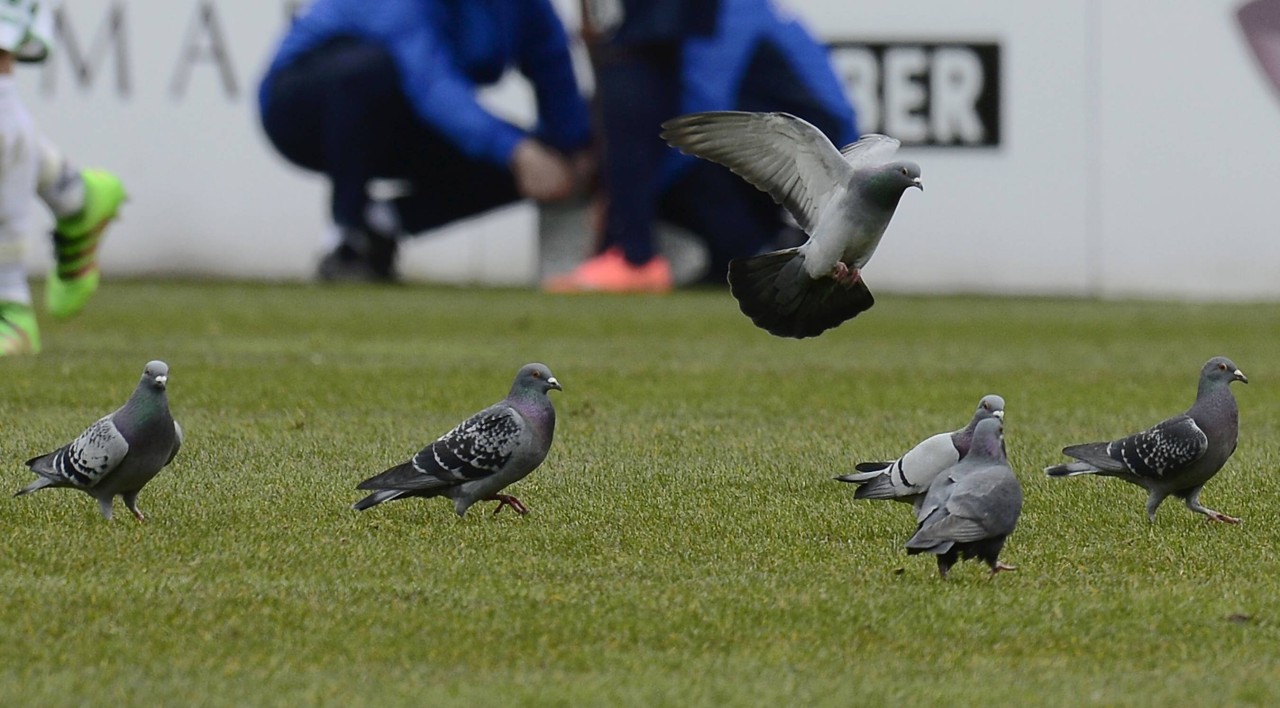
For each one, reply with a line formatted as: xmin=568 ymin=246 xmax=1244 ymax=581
xmin=45 ymin=169 xmax=126 ymax=319
xmin=0 ymin=301 xmax=39 ymax=355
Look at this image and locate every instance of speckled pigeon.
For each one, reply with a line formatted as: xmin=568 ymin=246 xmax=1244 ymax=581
xmin=660 ymin=111 xmax=922 ymax=339
xmin=906 ymin=418 xmax=1022 ymax=578
xmin=353 ymin=363 xmax=561 ymax=517
xmin=16 ymin=360 xmax=183 ymax=521
xmin=836 ymin=394 xmax=1005 ymax=512
xmin=1045 ymin=356 xmax=1247 ymax=523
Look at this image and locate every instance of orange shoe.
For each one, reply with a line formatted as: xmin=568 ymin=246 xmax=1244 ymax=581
xmin=543 ymin=248 xmax=673 ymax=293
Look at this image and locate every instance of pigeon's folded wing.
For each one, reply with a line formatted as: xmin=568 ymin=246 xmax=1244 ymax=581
xmin=29 ymin=416 xmax=130 ymax=488
xmin=1071 ymin=415 xmax=1208 ymax=480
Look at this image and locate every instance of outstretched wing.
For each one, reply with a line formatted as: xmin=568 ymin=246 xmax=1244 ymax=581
xmin=662 ymin=111 xmax=854 ymax=233
xmin=27 ymin=416 xmax=130 ymax=488
xmin=838 ymin=133 xmax=902 ymax=169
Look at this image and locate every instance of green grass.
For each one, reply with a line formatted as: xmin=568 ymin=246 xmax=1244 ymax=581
xmin=2 ymin=281 xmax=1279 ymax=706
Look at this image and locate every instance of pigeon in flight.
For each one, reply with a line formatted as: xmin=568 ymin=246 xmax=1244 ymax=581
xmin=661 ymin=111 xmax=922 ymax=338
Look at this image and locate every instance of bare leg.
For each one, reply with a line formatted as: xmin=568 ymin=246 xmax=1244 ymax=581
xmin=96 ymin=496 xmax=114 ymax=521
xmin=988 ymin=561 xmax=1018 ymax=578
xmin=122 ymin=491 xmax=145 ymax=523
xmin=488 ymin=494 xmax=529 ymax=516
xmin=1144 ymin=490 xmax=1170 ymax=523
xmin=936 ymin=549 xmax=958 ymax=579
xmin=1184 ymin=487 xmax=1240 ymax=524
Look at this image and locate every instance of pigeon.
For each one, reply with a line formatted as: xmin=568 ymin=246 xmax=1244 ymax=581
xmin=353 ymin=363 xmax=561 ymax=517
xmin=835 ymin=394 xmax=1005 ymax=512
xmin=1045 ymin=356 xmax=1248 ymax=523
xmin=660 ymin=111 xmax=922 ymax=338
xmin=906 ymin=418 xmax=1023 ymax=578
xmin=16 ymin=360 xmax=183 ymax=521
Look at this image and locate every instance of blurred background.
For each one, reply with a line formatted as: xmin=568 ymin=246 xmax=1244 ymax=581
xmin=19 ymin=0 xmax=1280 ymax=299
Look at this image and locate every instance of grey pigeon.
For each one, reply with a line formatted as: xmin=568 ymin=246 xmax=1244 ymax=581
xmin=17 ymin=360 xmax=183 ymax=521
xmin=1045 ymin=356 xmax=1247 ymax=523
xmin=906 ymin=418 xmax=1022 ymax=578
xmin=660 ymin=111 xmax=922 ymax=338
xmin=353 ymin=363 xmax=561 ymax=517
xmin=836 ymin=394 xmax=1005 ymax=512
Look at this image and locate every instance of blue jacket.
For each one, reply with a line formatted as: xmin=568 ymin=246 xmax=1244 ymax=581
xmin=259 ymin=0 xmax=591 ymax=167
xmin=665 ymin=0 xmax=857 ymax=182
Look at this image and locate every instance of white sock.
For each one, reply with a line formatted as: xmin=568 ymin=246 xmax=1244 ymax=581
xmin=364 ymin=200 xmax=402 ymax=238
xmin=36 ymin=137 xmax=85 ymax=219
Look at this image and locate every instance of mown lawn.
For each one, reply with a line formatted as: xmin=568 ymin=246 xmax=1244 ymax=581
xmin=1 ymin=281 xmax=1278 ymax=706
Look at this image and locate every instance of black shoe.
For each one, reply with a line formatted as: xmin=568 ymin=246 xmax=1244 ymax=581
xmin=317 ymin=230 xmax=398 ymax=283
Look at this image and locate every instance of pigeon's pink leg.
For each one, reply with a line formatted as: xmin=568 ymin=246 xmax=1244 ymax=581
xmin=831 ymin=262 xmax=863 ymax=288
xmin=988 ymin=561 xmax=1018 ymax=578
xmin=1204 ymin=511 xmax=1241 ymax=524
xmin=122 ymin=493 xmax=145 ymax=523
xmin=489 ymin=494 xmax=529 ymax=516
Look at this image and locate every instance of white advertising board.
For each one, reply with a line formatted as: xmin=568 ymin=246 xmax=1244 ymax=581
xmin=16 ymin=0 xmax=1280 ymax=299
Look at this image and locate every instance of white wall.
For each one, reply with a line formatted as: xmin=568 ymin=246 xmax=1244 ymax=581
xmin=18 ymin=0 xmax=1280 ymax=299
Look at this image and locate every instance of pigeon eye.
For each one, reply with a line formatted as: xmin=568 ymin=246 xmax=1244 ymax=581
xmin=532 ymin=371 xmax=542 ymax=378
xmin=1218 ymin=363 xmax=1227 ymax=371
xmin=900 ymin=167 xmax=908 ymax=176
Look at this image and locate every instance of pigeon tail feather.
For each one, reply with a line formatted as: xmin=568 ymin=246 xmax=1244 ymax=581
xmin=850 ymin=474 xmax=901 ymax=500
xmin=357 ymin=461 xmax=453 ymax=492
xmin=906 ymin=537 xmax=955 ymax=555
xmin=728 ymin=249 xmax=874 ymax=339
xmin=352 ymin=488 xmax=409 ymax=511
xmin=833 ymin=470 xmax=880 ymax=484
xmin=14 ymin=476 xmax=56 ymax=497
xmin=1060 ymin=441 xmax=1128 ymax=473
xmin=1045 ymin=461 xmax=1100 ymax=477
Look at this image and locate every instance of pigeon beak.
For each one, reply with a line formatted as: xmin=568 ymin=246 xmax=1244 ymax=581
xmin=1233 ymin=369 xmax=1248 ymax=384
xmin=911 ymin=177 xmax=923 ymax=191
xmin=547 ymin=377 xmax=562 ymax=391
xmin=993 ymin=410 xmax=1005 ymax=420
xmin=154 ymin=375 xmax=168 ymax=389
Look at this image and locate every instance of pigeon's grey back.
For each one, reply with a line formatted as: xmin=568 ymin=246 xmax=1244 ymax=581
xmin=912 ymin=418 xmax=1022 ymax=546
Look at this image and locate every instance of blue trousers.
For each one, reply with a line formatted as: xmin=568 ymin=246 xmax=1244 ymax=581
xmin=596 ymin=39 xmax=852 ymax=279
xmin=260 ymin=39 xmax=519 ymax=235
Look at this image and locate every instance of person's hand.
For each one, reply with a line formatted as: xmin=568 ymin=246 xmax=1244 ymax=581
xmin=511 ymin=139 xmax=575 ymax=202
xmin=569 ymin=148 xmax=597 ymax=193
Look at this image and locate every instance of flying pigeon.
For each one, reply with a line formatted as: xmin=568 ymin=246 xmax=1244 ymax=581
xmin=1045 ymin=356 xmax=1247 ymax=523
xmin=353 ymin=363 xmax=561 ymax=517
xmin=906 ymin=418 xmax=1022 ymax=578
xmin=660 ymin=111 xmax=922 ymax=338
xmin=16 ymin=360 xmax=183 ymax=521
xmin=835 ymin=394 xmax=1005 ymax=512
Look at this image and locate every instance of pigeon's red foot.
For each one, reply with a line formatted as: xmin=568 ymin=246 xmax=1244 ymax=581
xmin=831 ymin=262 xmax=862 ymax=288
xmin=489 ymin=494 xmax=529 ymax=516
xmin=1205 ymin=511 xmax=1241 ymax=524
